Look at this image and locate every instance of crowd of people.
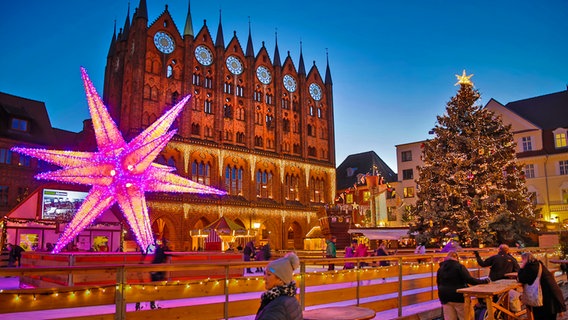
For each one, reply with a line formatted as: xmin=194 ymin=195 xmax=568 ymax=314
xmin=434 ymin=243 xmax=566 ymax=320
xmin=321 ymin=235 xmax=567 ymax=320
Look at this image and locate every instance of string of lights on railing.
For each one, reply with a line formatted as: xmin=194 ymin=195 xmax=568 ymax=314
xmin=2 ymin=251 xmax=556 ymax=305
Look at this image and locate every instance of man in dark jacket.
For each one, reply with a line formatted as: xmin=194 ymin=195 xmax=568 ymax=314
xmin=474 ymin=244 xmax=519 ymax=281
xmin=437 ymin=251 xmax=489 ymax=320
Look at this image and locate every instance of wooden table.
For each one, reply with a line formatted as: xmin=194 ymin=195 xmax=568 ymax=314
xmin=549 ymin=259 xmax=568 ymax=272
xmin=457 ymin=279 xmax=526 ymax=320
xmin=303 ymin=306 xmax=376 ymax=320
xmin=544 ymin=259 xmax=564 ymax=274
xmin=505 ymin=272 xmax=518 ymax=279
xmin=550 ymin=259 xmax=568 ymax=264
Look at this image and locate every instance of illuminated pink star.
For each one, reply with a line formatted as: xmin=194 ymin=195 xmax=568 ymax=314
xmin=12 ymin=68 xmax=226 ymax=253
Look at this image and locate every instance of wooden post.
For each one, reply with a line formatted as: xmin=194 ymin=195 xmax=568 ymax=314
xmin=115 ymin=266 xmax=126 ymax=320
xmin=356 ymin=261 xmax=361 ymax=305
xmin=300 ymin=261 xmax=306 ymax=310
xmin=398 ymin=256 xmax=403 ymax=317
xmin=224 ymin=265 xmax=229 ymax=320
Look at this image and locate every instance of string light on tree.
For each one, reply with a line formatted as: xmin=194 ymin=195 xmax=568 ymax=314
xmin=12 ymin=67 xmax=227 ymax=253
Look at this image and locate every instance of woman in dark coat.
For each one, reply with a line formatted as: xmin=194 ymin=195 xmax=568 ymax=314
xmin=255 ymin=252 xmax=302 ymax=320
xmin=517 ymin=252 xmax=566 ymax=319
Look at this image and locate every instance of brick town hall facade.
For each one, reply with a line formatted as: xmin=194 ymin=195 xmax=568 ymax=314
xmin=95 ymin=1 xmax=336 ymax=251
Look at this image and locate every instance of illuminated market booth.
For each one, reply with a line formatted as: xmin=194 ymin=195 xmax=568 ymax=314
xmin=303 ymin=226 xmax=326 ymax=251
xmin=190 ymin=216 xmax=256 ymax=251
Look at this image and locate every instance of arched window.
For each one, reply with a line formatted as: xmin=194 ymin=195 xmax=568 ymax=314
xmin=255 ymin=136 xmax=263 ymax=147
xmin=236 ymin=132 xmax=245 ymax=144
xmin=285 ymin=173 xmax=299 ymax=201
xmin=225 ymin=165 xmax=244 ymax=196
xmin=167 ymin=157 xmax=176 ymax=169
xmin=151 ymin=86 xmax=158 ymax=101
xmin=293 ymin=144 xmax=301 ymax=154
xmin=192 ymin=73 xmax=201 ymax=86
xmin=266 ymin=115 xmax=274 ymax=129
xmin=191 ymin=123 xmax=200 ymax=135
xmin=281 ymin=96 xmax=290 ymax=110
xmin=167 ymin=65 xmax=173 ymax=78
xmin=309 ymin=177 xmax=325 ymax=203
xmin=283 ymin=119 xmax=290 ymax=132
xmin=204 ymin=100 xmax=213 ymax=114
xmin=236 ymin=85 xmax=244 ymax=97
xmin=191 ymin=160 xmax=211 ymax=185
xmin=224 ymin=82 xmax=233 ymax=94
xmin=236 ymin=107 xmax=245 ymax=120
xmin=224 ymin=130 xmax=233 ymax=142
xmin=204 ymin=76 xmax=212 ymax=88
xmin=308 ymin=146 xmax=317 ymax=157
xmin=224 ymin=105 xmax=233 ymax=118
xmin=256 ymin=169 xmax=273 ymax=198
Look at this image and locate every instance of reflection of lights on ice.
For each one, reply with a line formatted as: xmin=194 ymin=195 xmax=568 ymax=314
xmin=12 ymin=67 xmax=226 ymax=253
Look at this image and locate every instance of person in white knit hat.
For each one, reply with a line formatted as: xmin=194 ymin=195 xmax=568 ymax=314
xmin=255 ymin=252 xmax=303 ymax=320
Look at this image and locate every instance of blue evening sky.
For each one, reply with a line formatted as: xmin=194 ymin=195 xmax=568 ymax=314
xmin=1 ymin=1 xmax=567 ymax=170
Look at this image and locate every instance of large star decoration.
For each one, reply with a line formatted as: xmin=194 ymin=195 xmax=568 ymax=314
xmin=455 ymin=69 xmax=474 ymax=86
xmin=12 ymin=68 xmax=226 ymax=253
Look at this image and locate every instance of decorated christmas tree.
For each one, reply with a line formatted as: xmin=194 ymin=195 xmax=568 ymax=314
xmin=409 ymin=71 xmax=537 ymax=247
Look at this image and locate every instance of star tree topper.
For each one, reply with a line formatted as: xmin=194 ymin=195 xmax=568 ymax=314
xmin=455 ymin=69 xmax=474 ymax=86
xmin=12 ymin=68 xmax=226 ymax=253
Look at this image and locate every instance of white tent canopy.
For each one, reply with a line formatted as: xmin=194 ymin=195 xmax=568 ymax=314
xmin=348 ymin=228 xmax=410 ymax=240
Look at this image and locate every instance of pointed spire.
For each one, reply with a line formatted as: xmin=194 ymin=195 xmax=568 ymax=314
xmin=215 ymin=10 xmax=224 ymax=48
xmin=135 ymin=0 xmax=147 ymax=20
xmin=298 ymin=41 xmax=306 ymax=76
xmin=120 ymin=2 xmax=131 ymax=41
xmin=245 ymin=17 xmax=254 ymax=57
xmin=273 ymin=30 xmax=281 ymax=67
xmin=184 ymin=0 xmax=194 ymax=37
xmin=107 ymin=20 xmax=117 ymax=57
xmin=325 ymin=49 xmax=333 ymax=85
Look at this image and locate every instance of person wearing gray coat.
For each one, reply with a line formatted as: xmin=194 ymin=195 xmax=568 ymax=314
xmin=255 ymin=252 xmax=302 ymax=320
